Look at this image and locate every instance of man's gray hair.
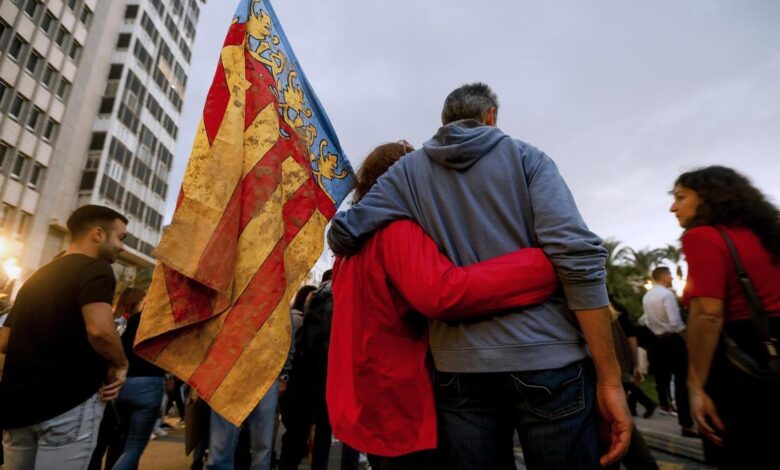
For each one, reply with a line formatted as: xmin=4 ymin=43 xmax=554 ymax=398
xmin=441 ymin=82 xmax=499 ymax=125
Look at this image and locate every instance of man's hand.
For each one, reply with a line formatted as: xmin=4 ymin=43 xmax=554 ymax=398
xmin=632 ymin=367 xmax=645 ymax=385
xmin=99 ymin=366 xmax=128 ymax=402
xmin=689 ymin=388 xmax=724 ymax=446
xmin=597 ymin=383 xmax=632 ymax=467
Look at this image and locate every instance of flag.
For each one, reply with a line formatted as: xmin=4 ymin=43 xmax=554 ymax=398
xmin=135 ymin=0 xmax=354 ymax=426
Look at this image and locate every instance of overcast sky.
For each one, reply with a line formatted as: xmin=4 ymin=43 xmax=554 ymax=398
xmin=168 ymin=0 xmax=780 ymax=258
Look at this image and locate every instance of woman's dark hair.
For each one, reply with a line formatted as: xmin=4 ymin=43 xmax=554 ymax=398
xmin=292 ymin=285 xmax=317 ymax=312
xmin=352 ymin=141 xmax=414 ymax=203
xmin=114 ymin=287 xmax=146 ymax=317
xmin=675 ymin=165 xmax=780 ymax=261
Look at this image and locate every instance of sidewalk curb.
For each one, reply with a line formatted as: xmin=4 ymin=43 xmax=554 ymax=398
xmin=635 ymin=416 xmax=705 ymax=463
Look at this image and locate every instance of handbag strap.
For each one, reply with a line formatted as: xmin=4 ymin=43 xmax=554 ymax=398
xmin=715 ymin=227 xmax=778 ymax=358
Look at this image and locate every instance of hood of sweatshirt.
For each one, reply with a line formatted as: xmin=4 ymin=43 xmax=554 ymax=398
xmin=422 ymin=119 xmax=509 ymax=171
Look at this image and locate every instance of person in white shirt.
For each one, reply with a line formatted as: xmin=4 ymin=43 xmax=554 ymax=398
xmin=639 ymin=267 xmax=698 ymax=438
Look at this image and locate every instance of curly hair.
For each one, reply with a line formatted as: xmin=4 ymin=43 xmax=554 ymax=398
xmin=352 ymin=141 xmax=414 ymax=204
xmin=675 ymin=166 xmax=780 ymax=261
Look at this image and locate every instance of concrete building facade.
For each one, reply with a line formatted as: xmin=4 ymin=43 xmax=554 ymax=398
xmin=0 ymin=0 xmax=204 ymax=293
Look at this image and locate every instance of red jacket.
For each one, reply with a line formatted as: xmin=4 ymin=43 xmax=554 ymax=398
xmin=327 ymin=220 xmax=558 ymax=456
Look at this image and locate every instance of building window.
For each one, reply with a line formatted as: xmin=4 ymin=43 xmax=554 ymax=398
xmin=11 ymin=153 xmax=27 ymax=180
xmin=66 ymin=0 xmax=78 ymax=10
xmin=9 ymin=35 xmax=27 ymax=61
xmin=99 ymin=176 xmax=125 ymax=206
xmin=0 ymin=142 xmax=8 ymax=169
xmin=0 ymin=204 xmax=12 ymax=230
xmin=116 ymin=33 xmax=131 ymax=49
xmin=99 ymin=97 xmax=115 ymax=115
xmin=68 ymin=41 xmax=82 ymax=61
xmin=125 ymin=5 xmax=139 ymax=20
xmin=42 ymin=65 xmax=56 ymax=88
xmin=55 ymin=26 xmax=69 ymax=48
xmin=56 ymin=78 xmax=71 ymax=100
xmin=29 ymin=163 xmax=44 ymax=189
xmin=132 ymin=40 xmax=153 ymax=72
xmin=26 ymin=106 xmax=42 ymax=131
xmin=9 ymin=93 xmax=28 ymax=121
xmin=0 ymin=20 xmax=9 ymax=51
xmin=89 ymin=132 xmax=107 ymax=151
xmin=23 ymin=0 xmax=39 ymax=18
xmin=141 ymin=12 xmax=160 ymax=44
xmin=41 ymin=11 xmax=56 ymax=36
xmin=150 ymin=0 xmax=164 ymax=16
xmin=0 ymin=81 xmax=7 ymax=108
xmin=43 ymin=118 xmax=59 ymax=141
xmin=80 ymin=6 xmax=92 ymax=26
xmin=108 ymin=64 xmax=123 ymax=80
xmin=109 ymin=137 xmax=133 ymax=168
xmin=25 ymin=50 xmax=42 ymax=76
xmin=16 ymin=212 xmax=31 ymax=238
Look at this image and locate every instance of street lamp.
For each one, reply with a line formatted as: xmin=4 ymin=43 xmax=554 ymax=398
xmin=3 ymin=259 xmax=20 ymax=281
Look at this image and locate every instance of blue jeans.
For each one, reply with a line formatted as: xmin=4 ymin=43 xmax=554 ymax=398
xmin=434 ymin=359 xmax=599 ymax=470
xmin=3 ymin=393 xmax=105 ymax=470
xmin=112 ymin=376 xmax=165 ymax=470
xmin=207 ymin=381 xmax=279 ymax=470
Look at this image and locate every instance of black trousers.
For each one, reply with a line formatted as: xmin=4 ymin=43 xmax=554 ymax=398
xmin=651 ymin=334 xmax=693 ymax=428
xmin=625 ymin=382 xmax=656 ymax=415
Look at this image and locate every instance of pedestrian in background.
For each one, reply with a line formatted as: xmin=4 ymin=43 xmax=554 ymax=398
xmin=639 ymin=267 xmax=697 ymax=437
xmin=111 ymin=287 xmax=167 ymax=470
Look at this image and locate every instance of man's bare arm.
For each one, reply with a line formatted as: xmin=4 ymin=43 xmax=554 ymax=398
xmin=575 ymin=306 xmax=632 ymax=467
xmin=82 ymin=302 xmax=128 ymax=401
xmin=82 ymin=302 xmax=128 ymax=369
xmin=0 ymin=327 xmax=9 ymax=355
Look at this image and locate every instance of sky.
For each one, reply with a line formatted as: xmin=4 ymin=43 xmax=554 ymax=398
xmin=168 ymin=0 xmax=780 ymax=262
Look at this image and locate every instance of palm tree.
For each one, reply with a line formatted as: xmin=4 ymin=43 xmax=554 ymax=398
xmin=660 ymin=243 xmax=684 ymax=279
xmin=625 ymin=247 xmax=666 ymax=286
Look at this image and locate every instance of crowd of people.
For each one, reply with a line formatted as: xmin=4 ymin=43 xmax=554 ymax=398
xmin=0 ymin=83 xmax=777 ymax=470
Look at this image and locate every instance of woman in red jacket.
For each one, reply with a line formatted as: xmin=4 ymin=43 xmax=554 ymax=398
xmin=327 ymin=142 xmax=559 ymax=469
xmin=671 ymin=166 xmax=780 ymax=469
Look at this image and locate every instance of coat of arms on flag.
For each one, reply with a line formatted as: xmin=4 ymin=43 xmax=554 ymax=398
xmin=135 ymin=0 xmax=354 ymax=425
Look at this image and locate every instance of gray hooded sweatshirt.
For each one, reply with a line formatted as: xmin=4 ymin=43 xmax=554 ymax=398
xmin=328 ymin=120 xmax=608 ymax=372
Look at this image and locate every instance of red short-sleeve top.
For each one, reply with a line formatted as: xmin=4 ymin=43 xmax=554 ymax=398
xmin=681 ymin=225 xmax=780 ymax=322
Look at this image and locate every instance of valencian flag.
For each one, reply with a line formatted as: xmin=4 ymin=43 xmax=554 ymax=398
xmin=135 ymin=0 xmax=354 ymax=425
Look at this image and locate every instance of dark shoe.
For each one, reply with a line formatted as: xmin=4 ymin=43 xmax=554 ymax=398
xmin=642 ymin=404 xmax=656 ymax=419
xmin=681 ymin=427 xmax=700 ymax=438
xmin=630 ymin=407 xmax=638 ymax=417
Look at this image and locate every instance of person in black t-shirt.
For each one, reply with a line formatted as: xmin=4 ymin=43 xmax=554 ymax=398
xmin=0 ymin=205 xmax=129 ymax=469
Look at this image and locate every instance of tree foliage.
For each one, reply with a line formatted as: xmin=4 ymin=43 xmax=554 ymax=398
xmin=603 ymin=238 xmax=683 ymax=322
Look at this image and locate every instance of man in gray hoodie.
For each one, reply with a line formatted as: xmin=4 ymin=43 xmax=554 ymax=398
xmin=327 ymin=83 xmax=630 ymax=469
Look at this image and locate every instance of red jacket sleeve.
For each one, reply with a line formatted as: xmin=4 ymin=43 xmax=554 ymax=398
xmin=377 ymin=220 xmax=558 ymax=320
xmin=682 ymin=226 xmax=727 ymax=305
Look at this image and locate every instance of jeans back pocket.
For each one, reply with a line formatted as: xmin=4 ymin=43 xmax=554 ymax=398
xmin=511 ymin=361 xmax=586 ymax=420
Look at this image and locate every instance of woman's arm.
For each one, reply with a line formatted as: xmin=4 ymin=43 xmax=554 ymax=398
xmin=687 ymin=296 xmax=725 ymax=445
xmin=379 ymin=220 xmax=558 ymax=320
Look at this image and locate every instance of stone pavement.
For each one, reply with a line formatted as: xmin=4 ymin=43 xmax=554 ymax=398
xmin=139 ymin=416 xmax=716 ymax=470
xmin=634 ymin=411 xmax=708 ymax=464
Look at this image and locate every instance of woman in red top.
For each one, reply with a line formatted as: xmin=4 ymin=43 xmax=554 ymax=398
xmin=327 ymin=142 xmax=559 ymax=469
xmin=671 ymin=166 xmax=780 ymax=469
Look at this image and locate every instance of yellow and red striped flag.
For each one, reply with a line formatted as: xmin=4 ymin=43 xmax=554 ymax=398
xmin=135 ymin=0 xmax=354 ymax=425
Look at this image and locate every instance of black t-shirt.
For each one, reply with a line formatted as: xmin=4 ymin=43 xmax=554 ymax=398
xmin=0 ymin=254 xmax=116 ymax=428
xmin=123 ymin=313 xmax=165 ymax=378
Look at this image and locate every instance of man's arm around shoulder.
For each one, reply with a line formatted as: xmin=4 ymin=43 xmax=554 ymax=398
xmin=328 ymin=156 xmax=415 ymax=256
